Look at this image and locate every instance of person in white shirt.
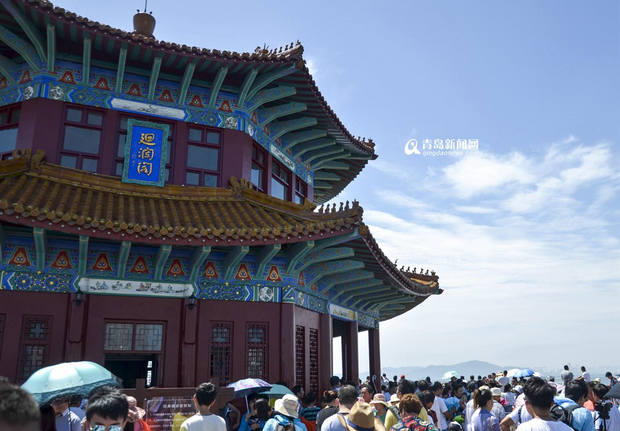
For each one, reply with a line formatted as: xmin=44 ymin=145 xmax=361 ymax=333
xmin=516 ymin=377 xmax=572 ymax=431
xmin=181 ymin=383 xmax=227 ymax=431
xmin=430 ymin=382 xmax=451 ymax=431
xmin=590 ymin=383 xmax=620 ymax=431
xmin=581 ymin=367 xmax=591 ymax=383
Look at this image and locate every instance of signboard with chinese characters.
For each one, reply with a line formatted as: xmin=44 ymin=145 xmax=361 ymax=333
xmin=122 ymin=119 xmax=170 ymax=187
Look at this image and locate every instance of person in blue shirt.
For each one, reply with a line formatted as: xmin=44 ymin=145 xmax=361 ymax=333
xmin=554 ymin=380 xmax=594 ymax=431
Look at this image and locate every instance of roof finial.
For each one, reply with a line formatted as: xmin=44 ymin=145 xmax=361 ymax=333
xmin=134 ymin=1 xmax=156 ymax=37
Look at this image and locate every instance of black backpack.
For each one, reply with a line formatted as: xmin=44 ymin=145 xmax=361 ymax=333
xmin=549 ymin=404 xmax=581 ymax=430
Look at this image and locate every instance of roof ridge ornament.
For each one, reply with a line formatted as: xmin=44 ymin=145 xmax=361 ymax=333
xmin=133 ymin=1 xmax=155 ymax=38
xmin=12 ymin=148 xmax=45 ymax=171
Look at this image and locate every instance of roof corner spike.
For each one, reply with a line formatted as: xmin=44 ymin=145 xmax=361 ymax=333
xmin=133 ymin=5 xmax=156 ymax=38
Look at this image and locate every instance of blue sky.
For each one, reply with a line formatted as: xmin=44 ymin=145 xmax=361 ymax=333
xmin=55 ymin=1 xmax=620 ymax=372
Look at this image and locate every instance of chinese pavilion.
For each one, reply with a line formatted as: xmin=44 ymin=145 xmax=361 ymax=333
xmin=0 ymin=0 xmax=441 ymax=393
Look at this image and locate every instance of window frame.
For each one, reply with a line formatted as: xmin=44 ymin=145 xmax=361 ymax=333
xmin=59 ymin=105 xmax=106 ymax=172
xmin=184 ymin=125 xmax=221 ymax=187
xmin=270 ymin=159 xmax=290 ymax=201
xmin=0 ymin=103 xmax=21 ymax=160
xmin=103 ymin=321 xmax=166 ymax=354
xmin=251 ymin=144 xmax=267 ymax=192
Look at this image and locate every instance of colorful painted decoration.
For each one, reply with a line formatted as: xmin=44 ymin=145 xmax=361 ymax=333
xmin=251 ymin=111 xmax=258 ymax=124
xmin=50 ymin=250 xmax=74 ymax=270
xmin=218 ymin=100 xmax=233 ymax=112
xmin=79 ymin=277 xmax=192 ymax=298
xmin=8 ymin=247 xmax=32 ymax=266
xmin=189 ymin=94 xmax=204 ymax=107
xmin=266 ymin=265 xmax=282 ymax=282
xmin=91 ymin=252 xmax=113 ymax=272
xmin=126 ymin=83 xmax=143 ymax=97
xmin=60 ymin=71 xmax=77 ymax=84
xmin=158 ymin=89 xmax=174 ymax=102
xmin=166 ymin=258 xmax=186 ymax=276
xmin=203 ymin=261 xmax=219 ymax=278
xmin=94 ymin=77 xmax=111 ymax=90
xmin=0 ymin=77 xmax=7 ymax=89
xmin=297 ymin=271 xmax=305 ymax=286
xmin=234 ymin=263 xmax=252 ymax=280
xmin=19 ymin=70 xmax=31 ymax=84
xmin=129 ymin=256 xmax=150 ymax=274
xmin=122 ymin=119 xmax=170 ymax=187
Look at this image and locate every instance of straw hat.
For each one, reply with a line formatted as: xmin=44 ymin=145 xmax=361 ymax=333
xmin=274 ymin=394 xmax=299 ymax=418
xmin=369 ymin=394 xmax=389 ymax=407
xmin=344 ymin=402 xmax=386 ymax=431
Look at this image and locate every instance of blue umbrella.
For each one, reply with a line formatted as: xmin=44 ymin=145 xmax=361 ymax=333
xmin=513 ymin=369 xmax=535 ymax=378
xmin=22 ymin=361 xmax=120 ymax=405
xmin=263 ymin=384 xmax=294 ymax=398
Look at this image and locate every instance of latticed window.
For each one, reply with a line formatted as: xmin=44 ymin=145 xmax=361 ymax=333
xmin=210 ymin=322 xmax=232 ymax=385
xmin=18 ymin=316 xmax=52 ymax=383
xmin=309 ymin=329 xmax=319 ymax=393
xmin=104 ymin=322 xmax=164 ymax=352
xmin=246 ymin=323 xmax=268 ymax=379
xmin=295 ymin=326 xmax=305 ymax=386
xmin=60 ymin=105 xmax=104 ymax=172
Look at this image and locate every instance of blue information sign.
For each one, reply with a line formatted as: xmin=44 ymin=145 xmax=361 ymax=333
xmin=122 ymin=119 xmax=170 ymax=187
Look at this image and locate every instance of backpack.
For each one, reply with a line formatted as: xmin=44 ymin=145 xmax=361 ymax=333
xmin=389 ymin=404 xmax=402 ymax=422
xmin=549 ymin=404 xmax=581 ymax=430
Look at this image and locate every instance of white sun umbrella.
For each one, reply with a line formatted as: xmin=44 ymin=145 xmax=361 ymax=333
xmin=506 ymin=369 xmax=520 ymax=378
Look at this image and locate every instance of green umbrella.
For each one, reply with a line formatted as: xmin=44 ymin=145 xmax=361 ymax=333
xmin=263 ymin=384 xmax=294 ymax=398
xmin=22 ymin=361 xmax=120 ymax=405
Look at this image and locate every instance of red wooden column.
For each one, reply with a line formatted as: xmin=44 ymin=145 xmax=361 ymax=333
xmin=368 ymin=328 xmax=381 ymax=386
xmin=280 ymin=303 xmax=296 ymax=387
xmin=344 ymin=320 xmax=359 ymax=384
xmin=319 ymin=313 xmax=333 ymax=393
xmin=180 ymin=297 xmax=198 ymax=386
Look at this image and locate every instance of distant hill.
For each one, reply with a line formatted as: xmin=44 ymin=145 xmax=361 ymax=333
xmin=361 ymin=360 xmax=523 ymax=381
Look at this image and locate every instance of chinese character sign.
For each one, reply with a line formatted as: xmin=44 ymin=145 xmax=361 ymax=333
xmin=122 ymin=119 xmax=170 ymax=187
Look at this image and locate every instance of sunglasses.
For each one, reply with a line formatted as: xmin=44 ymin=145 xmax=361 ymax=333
xmin=90 ymin=426 xmax=123 ymax=431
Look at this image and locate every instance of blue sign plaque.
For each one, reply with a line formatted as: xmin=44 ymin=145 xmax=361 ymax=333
xmin=122 ymin=119 xmax=170 ymax=187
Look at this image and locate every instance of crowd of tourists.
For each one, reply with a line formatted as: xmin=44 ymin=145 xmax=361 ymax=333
xmin=1 ymin=366 xmax=619 ymax=431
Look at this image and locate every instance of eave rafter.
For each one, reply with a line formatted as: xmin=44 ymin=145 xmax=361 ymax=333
xmin=269 ymin=117 xmax=317 ymax=140
xmin=0 ymin=53 xmax=17 ymax=85
xmin=189 ymin=246 xmax=211 ymax=283
xmin=78 ymin=236 xmax=89 ymax=276
xmin=313 ymin=171 xmax=340 ymax=181
xmin=347 ymin=285 xmax=392 ymax=307
xmin=223 ymin=245 xmax=249 ymax=280
xmin=154 ymin=244 xmax=172 ymax=280
xmin=0 ymin=0 xmax=46 ymax=63
xmin=248 ymin=86 xmax=297 ymax=113
xmin=117 ymin=241 xmax=131 ymax=277
xmin=178 ymin=61 xmax=197 ymax=104
xmin=286 ymin=240 xmax=314 ymax=273
xmin=351 ymin=290 xmax=406 ymax=308
xmin=207 ymin=66 xmax=228 ymax=108
xmin=291 ymin=138 xmax=335 ymax=158
xmin=296 ymin=246 xmax=355 ymax=273
xmin=314 ymin=151 xmax=350 ymax=169
xmin=82 ymin=35 xmax=91 ymax=85
xmin=281 ymin=129 xmax=326 ymax=151
xmin=236 ymin=68 xmax=258 ymax=107
xmin=301 ymin=145 xmax=343 ymax=165
xmin=255 ymin=243 xmax=281 ymax=278
xmin=258 ymin=102 xmax=307 ymax=128
xmin=305 ymin=259 xmax=365 ymax=286
xmin=316 ymin=161 xmax=350 ymax=171
xmin=318 ymin=269 xmax=374 ymax=294
xmin=0 ymin=24 xmax=41 ymax=72
xmin=115 ymin=46 xmax=128 ymax=93
xmin=246 ymin=65 xmax=298 ymax=101
xmin=147 ymin=52 xmax=164 ymax=100
xmin=33 ymin=228 xmax=47 ymax=271
xmin=371 ymin=296 xmax=417 ymax=312
xmin=313 ymin=181 xmax=332 ymax=190
xmin=331 ymin=278 xmax=384 ymax=302
xmin=46 ymin=24 xmax=55 ymax=73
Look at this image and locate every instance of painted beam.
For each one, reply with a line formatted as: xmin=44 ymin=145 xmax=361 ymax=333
xmin=82 ymin=36 xmax=91 ymax=85
xmin=282 ymin=129 xmax=326 ymax=151
xmin=0 ymin=223 xmax=6 ymax=263
xmin=189 ymin=246 xmax=211 ymax=283
xmin=236 ymin=69 xmax=258 ymax=107
xmin=302 ymin=146 xmax=343 ymax=165
xmin=33 ymin=228 xmax=47 ymax=271
xmin=285 ymin=240 xmax=314 ymax=273
xmin=305 ymin=260 xmax=365 ymax=286
xmin=352 ymin=291 xmax=404 ymax=307
xmin=147 ymin=54 xmax=163 ymax=100
xmin=78 ymin=236 xmax=89 ymax=276
xmin=223 ymin=245 xmax=249 ymax=280
xmin=154 ymin=244 xmax=172 ymax=280
xmin=115 ymin=46 xmax=127 ymax=93
xmin=331 ymin=278 xmax=384 ymax=302
xmin=315 ymin=161 xmax=350 ymax=171
xmin=318 ymin=270 xmax=374 ymax=293
xmin=258 ymin=102 xmax=307 ymax=128
xmin=248 ymin=86 xmax=297 ymax=112
xmin=255 ymin=244 xmax=281 ymax=278
xmin=0 ymin=53 xmax=17 ymax=85
xmin=313 ymin=171 xmax=340 ymax=181
xmin=291 ymin=138 xmax=335 ymax=157
xmin=207 ymin=66 xmax=228 ymax=108
xmin=178 ymin=61 xmax=196 ymax=104
xmin=348 ymin=286 xmax=393 ymax=308
xmin=314 ymin=151 xmax=351 ymax=169
xmin=0 ymin=0 xmax=46 ymax=63
xmin=0 ymin=25 xmax=41 ymax=72
xmin=296 ymin=246 xmax=355 ymax=273
xmin=117 ymin=241 xmax=132 ymax=278
xmin=371 ymin=297 xmax=416 ymax=311
xmin=313 ymin=181 xmax=333 ymax=190
xmin=46 ymin=25 xmax=55 ymax=73
xmin=269 ymin=117 xmax=317 ymax=140
xmin=246 ymin=65 xmax=298 ymax=101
